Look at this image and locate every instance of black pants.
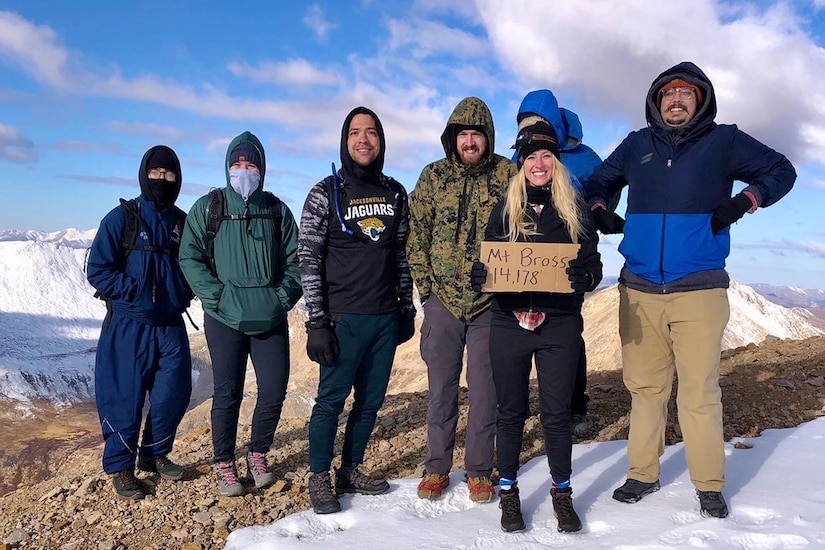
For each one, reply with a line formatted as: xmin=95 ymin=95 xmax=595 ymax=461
xmin=572 ymin=329 xmax=590 ymax=416
xmin=205 ymin=313 xmax=289 ymax=462
xmin=490 ymin=310 xmax=581 ymax=485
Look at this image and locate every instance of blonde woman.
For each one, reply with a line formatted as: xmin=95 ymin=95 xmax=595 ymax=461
xmin=471 ymin=120 xmax=602 ymax=533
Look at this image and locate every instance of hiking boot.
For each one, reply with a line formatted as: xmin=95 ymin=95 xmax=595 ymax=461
xmin=112 ymin=470 xmax=144 ymax=500
xmin=214 ymin=460 xmax=245 ymax=497
xmin=498 ymin=486 xmax=525 ymax=532
xmin=697 ymin=490 xmax=729 ymax=518
xmin=467 ymin=475 xmax=495 ymax=503
xmin=551 ymin=487 xmax=582 ymax=533
xmin=247 ymin=451 xmax=275 ymax=489
xmin=335 ymin=464 xmax=389 ymax=496
xmin=571 ymin=413 xmax=590 ymax=437
xmin=309 ymin=471 xmax=341 ymax=514
xmin=612 ymin=478 xmax=660 ymax=503
xmin=417 ymin=472 xmax=450 ymax=500
xmin=137 ymin=455 xmax=185 ymax=481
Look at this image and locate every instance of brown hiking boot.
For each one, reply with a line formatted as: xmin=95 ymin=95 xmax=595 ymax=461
xmin=498 ymin=486 xmax=526 ymax=532
xmin=467 ymin=475 xmax=495 ymax=503
xmin=551 ymin=487 xmax=582 ymax=533
xmin=417 ymin=472 xmax=449 ymax=500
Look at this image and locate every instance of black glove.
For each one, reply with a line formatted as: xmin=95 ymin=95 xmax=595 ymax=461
xmin=592 ymin=207 xmax=625 ymax=234
xmin=566 ymin=260 xmax=594 ymax=293
xmin=711 ymin=193 xmax=753 ymax=234
xmin=306 ymin=326 xmax=339 ymax=365
xmin=470 ymin=261 xmax=487 ymax=292
xmin=398 ymin=313 xmax=416 ymax=345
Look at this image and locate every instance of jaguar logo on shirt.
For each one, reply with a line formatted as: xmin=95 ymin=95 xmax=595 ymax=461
xmin=357 ymin=217 xmax=386 ymax=241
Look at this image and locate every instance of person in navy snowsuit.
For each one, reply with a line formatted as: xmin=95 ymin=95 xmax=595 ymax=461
xmin=87 ymin=145 xmax=192 ymax=499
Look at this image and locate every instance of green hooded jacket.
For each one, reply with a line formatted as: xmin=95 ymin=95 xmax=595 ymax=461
xmin=179 ymin=131 xmax=302 ymax=334
xmin=407 ymin=97 xmax=517 ymax=320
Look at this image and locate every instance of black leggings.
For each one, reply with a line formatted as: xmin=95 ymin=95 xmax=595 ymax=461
xmin=490 ymin=310 xmax=581 ymax=484
xmin=205 ymin=314 xmax=290 ymax=462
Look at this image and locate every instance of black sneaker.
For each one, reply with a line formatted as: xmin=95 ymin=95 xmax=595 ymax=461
xmin=498 ymin=486 xmax=525 ymax=532
xmin=697 ymin=490 xmax=729 ymax=518
xmin=571 ymin=413 xmax=590 ymax=437
xmin=335 ymin=464 xmax=389 ymax=496
xmin=137 ymin=455 xmax=185 ymax=481
xmin=551 ymin=487 xmax=582 ymax=533
xmin=612 ymin=478 xmax=660 ymax=503
xmin=309 ymin=471 xmax=341 ymax=514
xmin=112 ymin=470 xmax=144 ymax=500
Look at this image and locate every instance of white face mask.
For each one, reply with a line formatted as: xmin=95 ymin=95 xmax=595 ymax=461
xmin=229 ymin=168 xmax=261 ymax=200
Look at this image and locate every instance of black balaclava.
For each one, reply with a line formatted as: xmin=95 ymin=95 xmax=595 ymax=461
xmin=340 ymin=106 xmax=386 ymax=184
xmin=139 ymin=145 xmax=182 ymax=212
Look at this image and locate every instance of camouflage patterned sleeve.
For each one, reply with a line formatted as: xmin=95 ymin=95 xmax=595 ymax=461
xmin=298 ymin=181 xmax=330 ymax=324
xmin=406 ymin=167 xmax=435 ymax=300
xmin=392 ymin=180 xmax=415 ymax=316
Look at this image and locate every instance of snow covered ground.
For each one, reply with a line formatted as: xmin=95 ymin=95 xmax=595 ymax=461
xmin=226 ymin=417 xmax=825 ymax=550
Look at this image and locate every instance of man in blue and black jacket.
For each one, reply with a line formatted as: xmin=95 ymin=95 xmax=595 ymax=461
xmin=585 ymin=61 xmax=795 ymax=518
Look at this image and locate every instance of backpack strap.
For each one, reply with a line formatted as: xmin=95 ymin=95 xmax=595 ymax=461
xmin=119 ymin=199 xmax=141 ymax=259
xmin=203 ymin=189 xmax=282 ymax=275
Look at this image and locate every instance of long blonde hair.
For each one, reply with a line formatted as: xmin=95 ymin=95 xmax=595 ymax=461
xmin=502 ymin=157 xmax=585 ymax=243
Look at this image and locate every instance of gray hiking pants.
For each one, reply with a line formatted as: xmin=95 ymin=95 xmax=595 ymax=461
xmin=420 ymin=295 xmax=496 ymax=477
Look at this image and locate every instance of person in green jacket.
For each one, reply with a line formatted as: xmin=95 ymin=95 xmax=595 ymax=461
xmin=179 ymin=131 xmax=302 ymax=497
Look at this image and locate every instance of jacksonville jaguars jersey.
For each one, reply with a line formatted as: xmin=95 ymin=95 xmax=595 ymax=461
xmin=324 ymin=175 xmax=406 ymax=315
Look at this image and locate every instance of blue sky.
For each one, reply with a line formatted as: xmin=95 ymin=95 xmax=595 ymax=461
xmin=1 ymin=1 xmax=825 ymax=288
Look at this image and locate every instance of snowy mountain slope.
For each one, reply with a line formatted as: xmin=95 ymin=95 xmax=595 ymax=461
xmin=1 ymin=234 xmax=822 ymax=411
xmin=0 ymin=240 xmax=204 ymax=411
xmin=581 ymin=280 xmax=822 ymax=373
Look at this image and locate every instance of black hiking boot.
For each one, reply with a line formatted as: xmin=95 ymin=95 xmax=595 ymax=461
xmin=498 ymin=486 xmax=525 ymax=532
xmin=697 ymin=490 xmax=729 ymax=518
xmin=551 ymin=487 xmax=582 ymax=533
xmin=612 ymin=478 xmax=660 ymax=503
xmin=309 ymin=471 xmax=341 ymax=514
xmin=112 ymin=470 xmax=144 ymax=500
xmin=137 ymin=455 xmax=185 ymax=481
xmin=335 ymin=464 xmax=389 ymax=496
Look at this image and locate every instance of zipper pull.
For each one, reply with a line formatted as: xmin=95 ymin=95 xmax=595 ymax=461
xmin=667 ymin=159 xmax=672 ymax=167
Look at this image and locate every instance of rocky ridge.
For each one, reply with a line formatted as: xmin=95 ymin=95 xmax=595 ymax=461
xmin=2 ymin=335 xmax=825 ymax=550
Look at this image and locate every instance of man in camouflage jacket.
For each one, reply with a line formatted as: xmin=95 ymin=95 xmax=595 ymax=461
xmin=408 ymin=96 xmax=518 ymax=502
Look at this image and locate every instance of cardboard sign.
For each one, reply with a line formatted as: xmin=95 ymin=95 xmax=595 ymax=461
xmin=479 ymin=241 xmax=581 ymax=293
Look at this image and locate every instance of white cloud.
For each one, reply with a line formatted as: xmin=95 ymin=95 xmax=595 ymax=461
xmin=0 ymin=11 xmax=70 ymax=87
xmin=303 ymin=5 xmax=336 ymax=41
xmin=227 ymin=58 xmax=339 ymax=87
xmin=0 ymin=123 xmax=37 ymax=163
xmin=54 ymin=141 xmax=126 ymax=153
xmin=387 ymin=18 xmax=488 ymax=59
xmin=106 ymin=121 xmax=184 ymax=140
xmin=475 ymin=0 xmax=825 ymax=167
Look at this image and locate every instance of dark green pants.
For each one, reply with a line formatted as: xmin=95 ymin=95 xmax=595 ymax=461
xmin=308 ymin=312 xmax=398 ymax=473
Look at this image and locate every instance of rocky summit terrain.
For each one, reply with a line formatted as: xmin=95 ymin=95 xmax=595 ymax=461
xmin=2 ymin=335 xmax=825 ymax=550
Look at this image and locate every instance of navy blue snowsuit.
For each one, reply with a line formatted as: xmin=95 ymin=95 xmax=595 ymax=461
xmin=87 ymin=145 xmax=193 ymax=475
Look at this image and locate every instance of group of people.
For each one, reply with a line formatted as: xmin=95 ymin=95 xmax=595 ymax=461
xmin=86 ymin=61 xmax=795 ymax=534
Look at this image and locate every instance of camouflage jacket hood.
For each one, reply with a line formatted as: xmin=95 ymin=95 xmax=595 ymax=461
xmin=440 ymin=97 xmax=498 ymax=175
xmin=408 ymin=97 xmax=517 ymax=320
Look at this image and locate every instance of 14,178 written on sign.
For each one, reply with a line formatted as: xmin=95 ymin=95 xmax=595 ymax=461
xmin=479 ymin=241 xmax=581 ymax=293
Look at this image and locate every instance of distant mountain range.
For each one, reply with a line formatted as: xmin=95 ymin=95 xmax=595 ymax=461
xmin=0 ymin=228 xmax=96 ymax=249
xmin=748 ymin=283 xmax=825 ymax=309
xmin=0 ymin=230 xmax=822 ymax=412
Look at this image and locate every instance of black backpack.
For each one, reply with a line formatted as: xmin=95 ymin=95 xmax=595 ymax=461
xmin=86 ymin=198 xmax=194 ymax=326
xmin=85 ymin=198 xmax=187 ymax=276
xmin=203 ymin=188 xmax=282 ymax=275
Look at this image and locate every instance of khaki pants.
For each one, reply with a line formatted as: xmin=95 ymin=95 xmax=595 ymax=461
xmin=619 ymin=285 xmax=729 ymax=492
